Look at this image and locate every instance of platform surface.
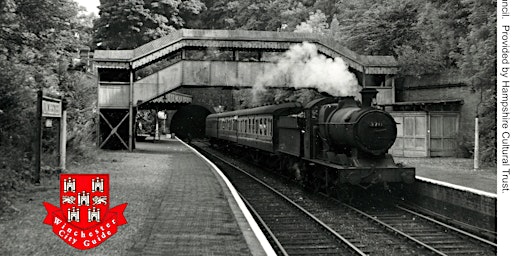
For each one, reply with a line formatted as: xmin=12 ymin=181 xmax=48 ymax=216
xmin=127 ymin=139 xmax=270 ymax=255
xmin=0 ymin=138 xmax=271 ymax=255
xmin=395 ymin=157 xmax=496 ymax=195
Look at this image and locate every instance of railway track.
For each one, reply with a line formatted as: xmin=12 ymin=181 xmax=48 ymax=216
xmin=202 ymin=146 xmax=367 ymax=255
xmin=193 ymin=141 xmax=496 ymax=255
xmin=345 ymin=201 xmax=496 ymax=256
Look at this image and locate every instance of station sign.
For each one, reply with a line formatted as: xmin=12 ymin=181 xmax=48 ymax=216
xmin=42 ymin=97 xmax=62 ymax=118
xmin=34 ymin=91 xmax=66 ymax=185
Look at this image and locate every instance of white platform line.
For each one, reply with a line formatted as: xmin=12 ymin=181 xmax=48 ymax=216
xmin=178 ymin=139 xmax=277 ymax=256
xmin=416 ymin=176 xmax=497 ymax=198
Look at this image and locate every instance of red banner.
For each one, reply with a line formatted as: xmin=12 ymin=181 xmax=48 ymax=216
xmin=43 ymin=202 xmax=127 ymax=250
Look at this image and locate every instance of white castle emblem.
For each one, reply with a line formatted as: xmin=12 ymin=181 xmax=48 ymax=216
xmin=88 ymin=207 xmax=101 ymax=222
xmin=92 ymin=177 xmax=104 ymax=192
xmin=78 ymin=191 xmax=90 ymax=206
xmin=68 ymin=207 xmax=80 ymax=222
xmin=63 ymin=177 xmax=76 ymax=192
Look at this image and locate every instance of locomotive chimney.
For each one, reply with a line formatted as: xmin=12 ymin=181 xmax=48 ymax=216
xmin=360 ymin=88 xmax=378 ymax=107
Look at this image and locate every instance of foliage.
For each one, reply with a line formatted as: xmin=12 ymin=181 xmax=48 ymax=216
xmin=234 ymin=88 xmax=322 ymax=109
xmin=294 ymin=10 xmax=329 ymax=34
xmin=93 ymin=0 xmax=205 ymax=49
xmin=190 ymin=0 xmax=312 ymax=31
xmin=457 ymin=0 xmax=497 ymax=164
xmin=0 ymin=0 xmax=98 ymax=196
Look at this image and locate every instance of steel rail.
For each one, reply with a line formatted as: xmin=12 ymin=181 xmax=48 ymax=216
xmin=239 ymin=194 xmax=289 ymax=256
xmin=342 ymin=203 xmax=449 ymax=256
xmin=207 ymin=149 xmax=367 ymax=256
xmin=396 ymin=204 xmax=497 ymax=248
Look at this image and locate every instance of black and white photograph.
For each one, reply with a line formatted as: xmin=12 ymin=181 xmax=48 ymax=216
xmin=0 ymin=0 xmax=499 ymax=255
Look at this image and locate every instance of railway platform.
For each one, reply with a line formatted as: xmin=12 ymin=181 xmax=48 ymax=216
xmin=126 ymin=138 xmax=274 ymax=255
xmin=395 ymin=157 xmax=497 ymax=195
xmin=0 ymin=137 xmax=274 ymax=255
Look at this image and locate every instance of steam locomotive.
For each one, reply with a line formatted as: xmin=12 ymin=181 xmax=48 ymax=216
xmin=205 ymin=88 xmax=415 ymax=193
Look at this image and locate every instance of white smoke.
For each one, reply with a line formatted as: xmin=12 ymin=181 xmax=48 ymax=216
xmin=253 ymin=42 xmax=360 ymax=99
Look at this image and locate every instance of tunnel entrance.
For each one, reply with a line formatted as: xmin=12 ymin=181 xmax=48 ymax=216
xmin=169 ymin=105 xmax=211 ymax=140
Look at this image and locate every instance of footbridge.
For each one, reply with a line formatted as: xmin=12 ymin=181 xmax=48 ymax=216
xmin=94 ymin=29 xmax=398 ymax=150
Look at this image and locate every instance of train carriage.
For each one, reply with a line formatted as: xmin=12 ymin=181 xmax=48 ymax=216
xmin=205 ymin=103 xmax=302 ymax=152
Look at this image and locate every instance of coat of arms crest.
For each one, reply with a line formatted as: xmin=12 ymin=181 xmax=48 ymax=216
xmin=43 ymin=174 xmax=127 ymax=250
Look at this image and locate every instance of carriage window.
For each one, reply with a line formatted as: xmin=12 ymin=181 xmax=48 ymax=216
xmin=259 ymin=119 xmax=262 ymax=135
xmin=264 ymin=119 xmax=268 ymax=136
xmin=262 ymin=119 xmax=266 ymax=136
xmin=268 ymin=118 xmax=272 ymax=136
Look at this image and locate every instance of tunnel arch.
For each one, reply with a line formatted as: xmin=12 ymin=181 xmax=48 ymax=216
xmin=169 ymin=104 xmax=212 ymax=140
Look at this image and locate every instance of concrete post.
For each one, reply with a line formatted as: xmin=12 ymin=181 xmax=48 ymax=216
xmin=129 ymin=70 xmax=134 ymax=151
xmin=60 ymin=110 xmax=67 ymax=171
xmin=474 ymin=117 xmax=479 ymax=170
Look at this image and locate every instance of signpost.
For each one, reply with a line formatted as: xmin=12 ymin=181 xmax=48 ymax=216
xmin=34 ymin=90 xmax=66 ymax=184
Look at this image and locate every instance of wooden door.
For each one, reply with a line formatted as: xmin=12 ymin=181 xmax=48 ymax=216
xmin=430 ymin=113 xmax=459 ymax=156
xmin=390 ymin=112 xmax=428 ymax=157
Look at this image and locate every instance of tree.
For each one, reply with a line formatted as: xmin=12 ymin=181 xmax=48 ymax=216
xmin=294 ymin=10 xmax=329 ymax=34
xmin=93 ymin=0 xmax=205 ymax=50
xmin=343 ymin=0 xmax=422 ymax=55
xmin=0 ymin=0 xmax=97 ymax=193
xmin=395 ymin=0 xmax=471 ymax=76
xmin=190 ymin=0 xmax=312 ymax=31
xmin=458 ymin=0 xmax=497 ymax=164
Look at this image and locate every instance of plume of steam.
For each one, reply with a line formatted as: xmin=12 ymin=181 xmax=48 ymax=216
xmin=252 ymin=42 xmax=360 ymax=101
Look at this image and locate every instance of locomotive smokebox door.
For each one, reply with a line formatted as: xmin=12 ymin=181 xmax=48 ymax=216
xmin=360 ymin=88 xmax=378 ymax=107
